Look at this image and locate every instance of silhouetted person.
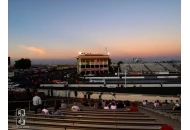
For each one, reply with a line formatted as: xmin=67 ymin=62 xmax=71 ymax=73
xmin=87 ymin=91 xmax=91 ymax=100
xmin=25 ymin=87 xmax=31 ymax=97
xmin=117 ymin=82 xmax=119 ymax=87
xmin=82 ymin=91 xmax=87 ymax=98
xmin=98 ymin=100 xmax=103 ymax=109
xmin=47 ymin=90 xmax=50 ymax=97
xmin=111 ymin=92 xmax=116 ymax=98
xmin=99 ymin=92 xmax=102 ymax=100
xmin=67 ymin=89 xmax=71 ymax=98
xmin=74 ymin=90 xmax=78 ymax=98
xmin=161 ymin=81 xmax=163 ymax=87
xmin=51 ymin=89 xmax=53 ymax=97
xmin=165 ymin=100 xmax=169 ymax=104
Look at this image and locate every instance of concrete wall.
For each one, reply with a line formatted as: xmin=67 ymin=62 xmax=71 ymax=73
xmin=37 ymin=89 xmax=180 ymax=103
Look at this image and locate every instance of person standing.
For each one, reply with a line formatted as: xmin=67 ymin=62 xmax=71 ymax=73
xmin=67 ymin=89 xmax=71 ymax=98
xmin=74 ymin=90 xmax=78 ymax=98
xmin=161 ymin=81 xmax=163 ymax=87
xmin=117 ymin=82 xmax=119 ymax=87
xmin=33 ymin=92 xmax=42 ymax=114
xmin=99 ymin=91 xmax=102 ymax=100
xmin=111 ymin=92 xmax=116 ymax=98
xmin=104 ymin=81 xmax=106 ymax=87
xmin=82 ymin=91 xmax=87 ymax=99
xmin=47 ymin=90 xmax=50 ymax=97
xmin=51 ymin=89 xmax=53 ymax=97
xmin=87 ymin=91 xmax=91 ymax=100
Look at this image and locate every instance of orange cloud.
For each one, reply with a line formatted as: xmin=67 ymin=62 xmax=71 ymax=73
xmin=18 ymin=45 xmax=45 ymax=54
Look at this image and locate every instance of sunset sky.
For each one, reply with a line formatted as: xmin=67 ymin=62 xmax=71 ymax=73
xmin=8 ymin=0 xmax=181 ymax=64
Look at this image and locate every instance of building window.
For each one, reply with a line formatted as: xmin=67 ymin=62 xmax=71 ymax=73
xmin=100 ymin=65 xmax=103 ymax=67
xmin=91 ymin=65 xmax=94 ymax=68
xmin=86 ymin=60 xmax=90 ymax=65
xmin=95 ymin=65 xmax=99 ymax=68
xmin=86 ymin=65 xmax=90 ymax=68
xmin=81 ymin=65 xmax=85 ymax=68
xmin=104 ymin=65 xmax=108 ymax=67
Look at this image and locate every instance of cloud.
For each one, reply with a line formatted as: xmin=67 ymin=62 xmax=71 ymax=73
xmin=18 ymin=45 xmax=45 ymax=54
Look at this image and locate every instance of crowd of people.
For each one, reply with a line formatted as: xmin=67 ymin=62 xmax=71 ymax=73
xmin=32 ymin=90 xmax=139 ymax=115
xmin=142 ymin=99 xmax=181 ymax=111
xmin=29 ymin=90 xmax=176 ymax=130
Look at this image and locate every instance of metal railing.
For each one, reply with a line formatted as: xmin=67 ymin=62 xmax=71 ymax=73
xmin=9 ymin=98 xmax=74 ymax=112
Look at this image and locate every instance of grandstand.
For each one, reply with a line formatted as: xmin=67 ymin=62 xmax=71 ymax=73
xmin=159 ymin=63 xmax=177 ymax=72
xmin=128 ymin=63 xmax=148 ymax=72
xmin=174 ymin=63 xmax=181 ymax=67
xmin=119 ymin=62 xmax=181 ymax=74
xmin=144 ymin=63 xmax=166 ymax=72
xmin=120 ymin=63 xmax=132 ymax=72
xmin=120 ymin=63 xmax=166 ymax=73
xmin=173 ymin=62 xmax=181 ymax=71
xmin=8 ymin=101 xmax=181 ymax=130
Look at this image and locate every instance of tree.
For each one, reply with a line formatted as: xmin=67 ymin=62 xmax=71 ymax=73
xmin=117 ymin=61 xmax=124 ymax=65
xmin=117 ymin=61 xmax=124 ymax=72
xmin=14 ymin=58 xmax=31 ymax=69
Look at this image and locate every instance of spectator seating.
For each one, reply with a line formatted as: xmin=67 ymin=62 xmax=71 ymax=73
xmin=129 ymin=63 xmax=148 ymax=72
xmin=9 ymin=104 xmax=167 ymax=130
xmin=159 ymin=63 xmax=177 ymax=72
xmin=139 ymin=103 xmax=181 ymax=121
xmin=144 ymin=63 xmax=165 ymax=72
xmin=120 ymin=64 xmax=132 ymax=72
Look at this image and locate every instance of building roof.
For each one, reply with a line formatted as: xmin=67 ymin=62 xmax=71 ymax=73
xmin=77 ymin=53 xmax=109 ymax=59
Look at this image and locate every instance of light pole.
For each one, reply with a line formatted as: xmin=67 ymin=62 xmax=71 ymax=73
xmin=123 ymin=66 xmax=128 ymax=87
xmin=125 ymin=69 xmax=126 ymax=87
xmin=118 ymin=67 xmax=119 ymax=77
xmin=125 ymin=59 xmax=128 ymax=87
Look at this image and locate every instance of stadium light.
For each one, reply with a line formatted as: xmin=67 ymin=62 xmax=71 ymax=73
xmin=108 ymin=52 xmax=110 ymax=55
xmin=79 ymin=52 xmax=82 ymax=55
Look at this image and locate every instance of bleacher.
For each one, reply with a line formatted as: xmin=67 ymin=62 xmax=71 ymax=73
xmin=120 ymin=64 xmax=132 ymax=72
xmin=159 ymin=63 xmax=177 ymax=72
xmin=144 ymin=63 xmax=165 ymax=72
xmin=129 ymin=63 xmax=148 ymax=72
xmin=139 ymin=103 xmax=181 ymax=122
xmin=8 ymin=103 xmax=176 ymax=130
xmin=174 ymin=63 xmax=181 ymax=68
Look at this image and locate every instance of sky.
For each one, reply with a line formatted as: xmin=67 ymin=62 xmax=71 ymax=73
xmin=8 ymin=0 xmax=181 ymax=64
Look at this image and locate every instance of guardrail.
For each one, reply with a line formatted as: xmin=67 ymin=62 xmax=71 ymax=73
xmin=8 ymin=98 xmax=73 ymax=112
xmin=40 ymin=83 xmax=181 ymax=88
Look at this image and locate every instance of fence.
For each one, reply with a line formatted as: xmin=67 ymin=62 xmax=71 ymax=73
xmin=8 ymin=98 xmax=76 ymax=113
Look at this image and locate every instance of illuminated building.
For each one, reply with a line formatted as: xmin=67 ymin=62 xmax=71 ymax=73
xmin=77 ymin=52 xmax=110 ymax=75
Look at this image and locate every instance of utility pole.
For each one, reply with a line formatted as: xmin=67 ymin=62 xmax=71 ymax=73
xmin=118 ymin=67 xmax=119 ymax=77
xmin=125 ymin=69 xmax=126 ymax=87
